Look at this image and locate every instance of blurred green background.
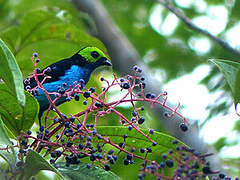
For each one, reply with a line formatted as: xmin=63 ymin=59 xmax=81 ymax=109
xmin=1 ymin=0 xmax=240 ymax=178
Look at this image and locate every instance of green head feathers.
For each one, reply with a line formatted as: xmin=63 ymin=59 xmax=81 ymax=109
xmin=78 ymin=47 xmax=111 ymax=64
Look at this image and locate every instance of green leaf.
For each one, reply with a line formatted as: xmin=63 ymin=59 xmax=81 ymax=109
xmin=24 ymin=150 xmax=64 ymax=180
xmin=0 ymin=116 xmax=16 ymax=170
xmin=0 ymin=38 xmax=25 ymax=107
xmin=209 ymin=59 xmax=240 ymax=104
xmin=96 ymin=126 xmax=184 ymax=155
xmin=13 ymin=10 xmax=106 ymax=75
xmin=0 ymin=83 xmax=38 ymax=136
xmin=0 ymin=27 xmax=21 ymax=52
xmin=57 ymin=162 xmax=120 ymax=180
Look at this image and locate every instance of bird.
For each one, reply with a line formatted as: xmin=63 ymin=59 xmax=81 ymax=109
xmin=24 ymin=47 xmax=112 ymax=127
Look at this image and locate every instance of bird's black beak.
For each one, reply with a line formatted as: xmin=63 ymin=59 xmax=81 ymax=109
xmin=100 ymin=57 xmax=112 ymax=66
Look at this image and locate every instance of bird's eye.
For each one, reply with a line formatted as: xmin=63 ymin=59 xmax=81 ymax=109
xmin=91 ymin=51 xmax=99 ymax=58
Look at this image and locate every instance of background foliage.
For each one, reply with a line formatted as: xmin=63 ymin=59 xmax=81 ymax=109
xmin=0 ymin=0 xmax=240 ymax=179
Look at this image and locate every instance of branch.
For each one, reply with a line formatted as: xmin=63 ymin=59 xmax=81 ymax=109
xmin=155 ymin=0 xmax=240 ymax=57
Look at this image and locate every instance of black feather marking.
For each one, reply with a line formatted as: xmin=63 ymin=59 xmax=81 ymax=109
xmin=24 ymin=53 xmax=88 ymax=89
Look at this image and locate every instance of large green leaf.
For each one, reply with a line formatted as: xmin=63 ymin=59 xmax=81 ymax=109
xmin=0 ymin=38 xmax=25 ymax=107
xmin=0 ymin=116 xmax=16 ymax=170
xmin=209 ymin=59 xmax=240 ymax=104
xmin=57 ymin=162 xmax=120 ymax=180
xmin=24 ymin=150 xmax=64 ymax=180
xmin=9 ymin=10 xmax=106 ymax=75
xmin=96 ymin=126 xmax=184 ymax=156
xmin=73 ymin=126 xmax=185 ymax=179
xmin=0 ymin=83 xmax=38 ymax=136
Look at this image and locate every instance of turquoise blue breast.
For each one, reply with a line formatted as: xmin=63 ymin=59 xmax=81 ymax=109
xmin=35 ymin=65 xmax=89 ymax=110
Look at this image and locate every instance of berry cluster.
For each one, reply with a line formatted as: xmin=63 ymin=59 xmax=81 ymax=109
xmin=4 ymin=53 xmax=235 ymax=179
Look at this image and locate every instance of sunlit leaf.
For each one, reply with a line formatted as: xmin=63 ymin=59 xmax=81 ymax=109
xmin=0 ymin=38 xmax=25 ymax=106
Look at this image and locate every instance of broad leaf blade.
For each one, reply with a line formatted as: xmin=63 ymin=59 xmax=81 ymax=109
xmin=97 ymin=126 xmax=184 ymax=155
xmin=24 ymin=150 xmax=64 ymax=180
xmin=209 ymin=59 xmax=240 ymax=104
xmin=14 ymin=10 xmax=106 ymax=74
xmin=0 ymin=83 xmax=38 ymax=136
xmin=0 ymin=38 xmax=25 ymax=107
xmin=57 ymin=162 xmax=120 ymax=180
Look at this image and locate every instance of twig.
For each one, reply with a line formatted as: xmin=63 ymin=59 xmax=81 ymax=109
xmin=155 ymin=0 xmax=240 ymax=57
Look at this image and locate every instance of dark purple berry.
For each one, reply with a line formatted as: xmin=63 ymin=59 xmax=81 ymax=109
xmin=45 ymin=129 xmax=49 ymax=134
xmin=159 ymin=162 xmax=165 ymax=168
xmin=172 ymin=140 xmax=178 ymax=144
xmin=90 ymin=154 xmax=96 ymax=161
xmin=138 ymin=117 xmax=145 ymax=124
xmin=137 ymin=68 xmax=142 ymax=73
xmin=56 ymin=150 xmax=62 ymax=157
xmin=64 ymin=122 xmax=70 ymax=128
xmin=105 ymin=164 xmax=110 ymax=171
xmin=100 ymin=77 xmax=104 ymax=81
xmin=121 ymin=82 xmax=130 ymax=89
xmin=95 ymin=102 xmax=103 ymax=108
xmin=124 ymin=159 xmax=129 ymax=165
xmin=108 ymin=149 xmax=114 ymax=155
xmin=140 ymin=148 xmax=145 ymax=153
xmin=26 ymin=130 xmax=32 ymax=135
xmin=146 ymin=147 xmax=152 ymax=153
xmin=40 ymin=126 xmax=44 ymax=132
xmin=120 ymin=78 xmax=125 ymax=82
xmin=87 ymin=136 xmax=92 ymax=141
xmin=86 ymin=164 xmax=91 ymax=169
xmin=180 ymin=123 xmax=188 ymax=132
xmin=33 ymin=53 xmax=38 ymax=57
xmin=112 ymin=155 xmax=117 ymax=161
xmin=131 ymin=147 xmax=136 ymax=152
xmin=146 ymin=93 xmax=151 ymax=98
xmin=132 ymin=111 xmax=137 ymax=117
xmin=126 ymin=154 xmax=132 ymax=160
xmin=92 ymin=129 xmax=97 ymax=135
xmin=128 ymin=125 xmax=132 ymax=131
xmin=149 ymin=129 xmax=154 ymax=134
xmin=152 ymin=142 xmax=157 ymax=146
xmin=164 ymin=112 xmax=169 ymax=117
xmin=74 ymin=94 xmax=80 ymax=101
xmin=83 ymin=91 xmax=91 ymax=98
xmin=89 ymin=87 xmax=95 ymax=93
xmin=51 ymin=152 xmax=56 ymax=158
xmin=78 ymin=144 xmax=84 ymax=150
xmin=66 ymin=141 xmax=73 ymax=147
xmin=165 ymin=159 xmax=174 ymax=168
xmin=133 ymin=65 xmax=138 ymax=71
xmin=202 ymin=166 xmax=212 ymax=174
xmin=119 ymin=143 xmax=124 ymax=148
